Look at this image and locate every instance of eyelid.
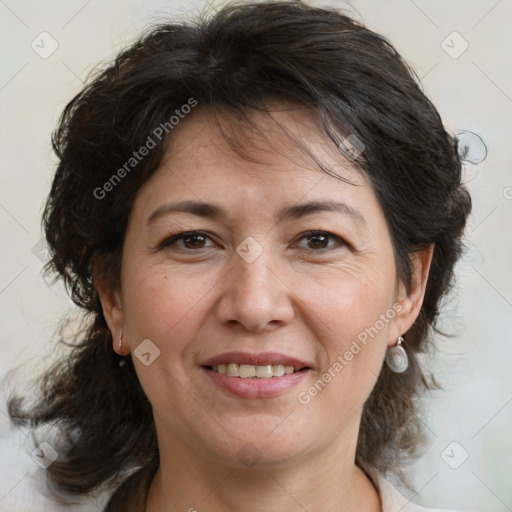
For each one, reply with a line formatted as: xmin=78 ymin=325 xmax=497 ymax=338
xmin=157 ymin=230 xmax=215 ymax=250
xmin=294 ymin=230 xmax=347 ymax=250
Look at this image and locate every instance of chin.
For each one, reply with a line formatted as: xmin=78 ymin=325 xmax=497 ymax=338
xmin=196 ymin=420 xmax=315 ymax=471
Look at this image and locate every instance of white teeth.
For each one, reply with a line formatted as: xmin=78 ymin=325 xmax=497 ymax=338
xmin=239 ymin=364 xmax=256 ymax=378
xmin=273 ymin=364 xmax=285 ymax=377
xmin=227 ymin=363 xmax=239 ymax=377
xmin=211 ymin=363 xmax=299 ymax=378
xmin=255 ymin=365 xmax=273 ymax=378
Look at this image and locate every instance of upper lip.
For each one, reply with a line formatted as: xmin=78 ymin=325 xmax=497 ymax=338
xmin=201 ymin=352 xmax=312 ymax=370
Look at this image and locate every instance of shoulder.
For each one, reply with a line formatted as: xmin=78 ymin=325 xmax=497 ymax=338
xmin=375 ymin=474 xmax=461 ymax=512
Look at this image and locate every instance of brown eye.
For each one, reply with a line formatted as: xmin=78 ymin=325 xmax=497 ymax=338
xmin=159 ymin=231 xmax=215 ymax=250
xmin=296 ymin=230 xmax=345 ymax=251
xmin=182 ymin=233 xmax=207 ymax=249
xmin=307 ymin=233 xmax=329 ymax=249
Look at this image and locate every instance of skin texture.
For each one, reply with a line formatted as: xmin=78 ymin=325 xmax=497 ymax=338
xmin=97 ymin=106 xmax=433 ymax=512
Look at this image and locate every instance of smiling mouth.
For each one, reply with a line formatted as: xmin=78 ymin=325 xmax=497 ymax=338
xmin=206 ymin=363 xmax=308 ymax=378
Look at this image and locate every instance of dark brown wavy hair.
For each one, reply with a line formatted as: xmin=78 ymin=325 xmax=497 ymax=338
xmin=8 ymin=0 xmax=471 ymax=508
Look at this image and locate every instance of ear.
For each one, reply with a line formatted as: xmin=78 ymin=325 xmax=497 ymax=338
xmin=390 ymin=244 xmax=435 ymax=345
xmin=93 ymin=270 xmax=127 ymax=355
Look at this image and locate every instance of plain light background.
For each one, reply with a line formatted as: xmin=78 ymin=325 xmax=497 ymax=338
xmin=0 ymin=0 xmax=511 ymax=510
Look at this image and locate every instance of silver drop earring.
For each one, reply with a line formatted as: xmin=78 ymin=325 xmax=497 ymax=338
xmin=118 ymin=331 xmax=126 ymax=367
xmin=385 ymin=336 xmax=408 ymax=373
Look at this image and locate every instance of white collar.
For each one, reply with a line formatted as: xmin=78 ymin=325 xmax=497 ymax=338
xmin=374 ymin=473 xmax=459 ymax=512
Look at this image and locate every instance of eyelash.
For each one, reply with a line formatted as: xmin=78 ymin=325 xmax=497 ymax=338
xmin=158 ymin=230 xmax=347 ymax=252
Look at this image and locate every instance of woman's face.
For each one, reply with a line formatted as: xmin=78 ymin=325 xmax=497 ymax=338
xmin=101 ymin=106 xmax=428 ymax=470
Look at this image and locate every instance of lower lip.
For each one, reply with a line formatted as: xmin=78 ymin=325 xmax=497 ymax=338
xmin=201 ymin=367 xmax=310 ymax=399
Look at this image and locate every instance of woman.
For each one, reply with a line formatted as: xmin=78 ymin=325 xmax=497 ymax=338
xmin=7 ymin=1 xmax=471 ymax=510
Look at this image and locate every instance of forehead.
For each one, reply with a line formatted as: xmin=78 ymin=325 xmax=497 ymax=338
xmin=132 ymin=105 xmax=378 ymax=222
xmin=163 ymin=105 xmax=364 ymax=180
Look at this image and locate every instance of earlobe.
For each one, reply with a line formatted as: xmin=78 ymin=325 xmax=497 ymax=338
xmin=393 ymin=244 xmax=435 ymax=342
xmin=93 ymin=270 xmax=125 ymax=355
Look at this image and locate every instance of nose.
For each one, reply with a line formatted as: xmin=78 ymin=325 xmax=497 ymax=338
xmin=216 ymin=247 xmax=295 ymax=332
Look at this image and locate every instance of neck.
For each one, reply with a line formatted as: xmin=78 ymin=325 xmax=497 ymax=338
xmin=145 ymin=436 xmax=381 ymax=512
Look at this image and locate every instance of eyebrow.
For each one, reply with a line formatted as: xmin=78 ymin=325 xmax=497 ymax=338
xmin=278 ymin=200 xmax=367 ymax=227
xmin=146 ymin=199 xmax=367 ymax=227
xmin=146 ymin=200 xmax=226 ymax=225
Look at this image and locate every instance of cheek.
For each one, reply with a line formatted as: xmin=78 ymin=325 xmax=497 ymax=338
xmin=121 ymin=264 xmax=213 ymax=346
xmin=325 ymin=289 xmax=394 ymax=350
xmin=120 ymin=266 xmax=212 ymax=416
xmin=300 ymin=262 xmax=396 ymax=344
xmin=295 ymin=266 xmax=395 ymax=402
